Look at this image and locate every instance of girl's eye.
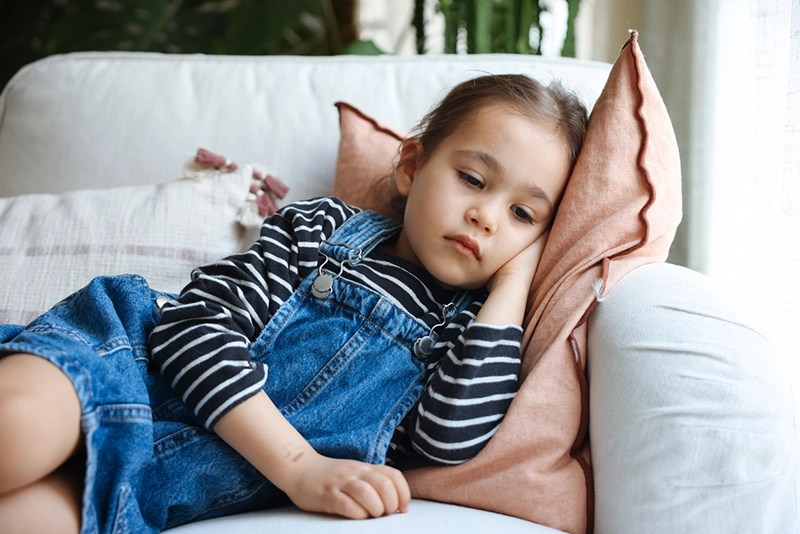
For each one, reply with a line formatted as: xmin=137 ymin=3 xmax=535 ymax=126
xmin=512 ymin=206 xmax=534 ymax=224
xmin=458 ymin=171 xmax=483 ymax=188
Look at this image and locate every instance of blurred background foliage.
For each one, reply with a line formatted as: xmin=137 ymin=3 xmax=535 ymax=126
xmin=0 ymin=0 xmax=359 ymax=91
xmin=414 ymin=0 xmax=580 ymax=56
xmin=0 ymin=0 xmax=580 ymax=92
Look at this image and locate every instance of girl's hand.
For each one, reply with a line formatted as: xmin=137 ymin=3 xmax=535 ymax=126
xmin=476 ymin=230 xmax=549 ymax=327
xmin=487 ymin=229 xmax=550 ymax=294
xmin=283 ymin=452 xmax=410 ymax=519
xmin=213 ymin=391 xmax=409 ymax=520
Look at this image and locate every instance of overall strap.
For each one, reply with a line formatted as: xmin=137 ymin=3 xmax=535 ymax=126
xmin=319 ymin=210 xmax=400 ymax=263
xmin=451 ymin=285 xmax=481 ymax=314
xmin=318 ymin=209 xmax=482 ymax=320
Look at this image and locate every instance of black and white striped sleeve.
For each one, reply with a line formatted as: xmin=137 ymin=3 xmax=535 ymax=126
xmin=405 ymin=307 xmax=522 ymax=465
xmin=146 ymin=197 xmax=357 ymax=430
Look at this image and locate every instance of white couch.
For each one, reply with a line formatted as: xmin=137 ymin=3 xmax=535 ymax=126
xmin=0 ymin=52 xmax=796 ymax=534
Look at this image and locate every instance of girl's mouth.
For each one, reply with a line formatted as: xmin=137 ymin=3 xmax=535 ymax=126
xmin=446 ymin=235 xmax=480 ymax=259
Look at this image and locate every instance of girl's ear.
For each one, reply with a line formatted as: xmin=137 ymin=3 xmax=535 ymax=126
xmin=394 ymin=139 xmax=423 ymax=195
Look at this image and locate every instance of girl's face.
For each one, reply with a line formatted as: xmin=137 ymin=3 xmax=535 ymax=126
xmin=388 ymin=104 xmax=572 ymax=290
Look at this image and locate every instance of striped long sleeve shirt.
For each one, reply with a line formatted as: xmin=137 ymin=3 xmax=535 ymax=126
xmin=147 ymin=197 xmax=521 ymax=465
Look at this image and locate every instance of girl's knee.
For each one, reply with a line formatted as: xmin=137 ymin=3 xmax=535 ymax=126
xmin=0 ymin=468 xmax=82 ymax=534
xmin=0 ymin=353 xmax=82 ymax=493
xmin=0 ymin=353 xmax=81 ymax=420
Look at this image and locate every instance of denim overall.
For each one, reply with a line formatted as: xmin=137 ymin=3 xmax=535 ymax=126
xmin=0 ymin=211 xmax=476 ymax=533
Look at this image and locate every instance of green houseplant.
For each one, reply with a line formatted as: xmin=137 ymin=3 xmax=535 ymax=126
xmin=0 ymin=0 xmax=581 ymax=92
xmin=0 ymin=0 xmax=358 ymax=91
xmin=413 ymin=0 xmax=581 ymax=56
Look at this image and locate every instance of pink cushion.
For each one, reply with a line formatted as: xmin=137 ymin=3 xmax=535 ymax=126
xmin=333 ymin=32 xmax=682 ymax=534
xmin=332 ymin=102 xmax=405 ymax=219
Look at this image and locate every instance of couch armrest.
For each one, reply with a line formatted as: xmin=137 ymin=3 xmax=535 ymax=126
xmin=588 ymin=262 xmax=798 ymax=533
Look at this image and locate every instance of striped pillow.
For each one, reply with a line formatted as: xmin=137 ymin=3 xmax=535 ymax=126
xmin=0 ymin=163 xmax=263 ymax=325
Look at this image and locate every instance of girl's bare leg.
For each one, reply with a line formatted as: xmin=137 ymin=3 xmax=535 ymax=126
xmin=0 ymin=353 xmax=83 ymax=533
xmin=0 ymin=465 xmax=83 ymax=534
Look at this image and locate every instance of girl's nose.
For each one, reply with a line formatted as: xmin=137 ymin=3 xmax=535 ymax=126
xmin=467 ymin=206 xmax=497 ymax=235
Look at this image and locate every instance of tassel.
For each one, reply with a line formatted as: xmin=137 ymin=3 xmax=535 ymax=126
xmin=592 ymin=277 xmax=607 ymax=302
xmin=236 ymin=201 xmax=264 ymax=228
xmin=256 ymin=192 xmax=279 ymax=217
xmin=195 ymin=148 xmax=238 ymax=170
xmin=247 ymin=169 xmax=290 ymax=217
xmin=263 ymin=174 xmax=289 ymax=199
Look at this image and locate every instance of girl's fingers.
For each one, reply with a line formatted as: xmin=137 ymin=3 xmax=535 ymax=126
xmin=286 ymin=458 xmax=410 ymax=519
xmin=340 ymin=466 xmax=409 ymax=518
xmin=340 ymin=478 xmax=387 ymax=518
xmin=329 ymin=490 xmax=370 ymax=520
xmin=376 ymin=465 xmax=410 ymax=513
xmin=364 ymin=469 xmax=402 ymax=515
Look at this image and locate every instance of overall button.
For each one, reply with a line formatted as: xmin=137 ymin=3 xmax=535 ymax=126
xmin=311 ymin=274 xmax=333 ymax=299
xmin=413 ymin=336 xmax=435 ymax=358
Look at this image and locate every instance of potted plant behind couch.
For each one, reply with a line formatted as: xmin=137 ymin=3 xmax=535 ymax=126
xmin=411 ymin=0 xmax=580 ymax=56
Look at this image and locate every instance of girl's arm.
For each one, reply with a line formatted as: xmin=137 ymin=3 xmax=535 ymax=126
xmin=213 ymin=390 xmax=410 ymax=518
xmin=147 ymin=198 xmax=355 ymax=430
xmin=149 ymin=198 xmax=408 ymax=517
xmin=477 ymin=229 xmax=549 ymax=327
xmin=404 ymin=233 xmax=548 ymax=464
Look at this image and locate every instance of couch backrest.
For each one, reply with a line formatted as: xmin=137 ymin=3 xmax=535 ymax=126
xmin=0 ymin=52 xmax=611 ymax=201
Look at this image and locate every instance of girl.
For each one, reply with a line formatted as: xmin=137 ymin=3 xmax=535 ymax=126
xmin=0 ymin=74 xmax=588 ymax=533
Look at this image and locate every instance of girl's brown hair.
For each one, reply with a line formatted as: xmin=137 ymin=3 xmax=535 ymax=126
xmin=386 ymin=74 xmax=589 ymax=220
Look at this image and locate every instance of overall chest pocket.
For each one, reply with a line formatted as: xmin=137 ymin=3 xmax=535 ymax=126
xmin=250 ymin=279 xmax=427 ymax=421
